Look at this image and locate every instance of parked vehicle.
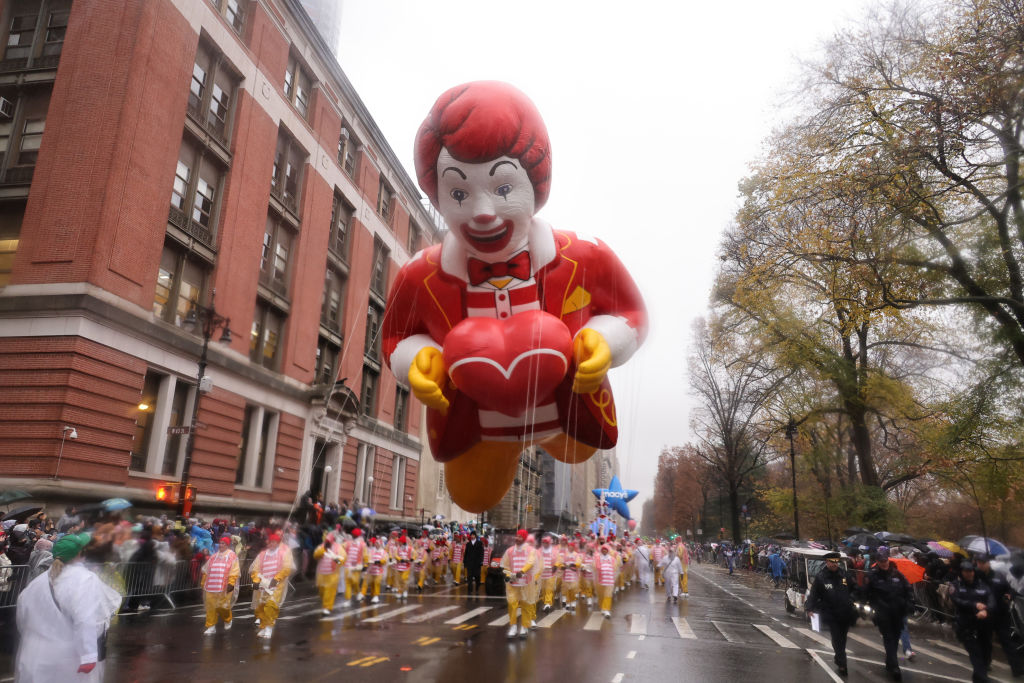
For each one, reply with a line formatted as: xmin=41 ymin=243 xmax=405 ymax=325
xmin=783 ymin=547 xmax=850 ymax=614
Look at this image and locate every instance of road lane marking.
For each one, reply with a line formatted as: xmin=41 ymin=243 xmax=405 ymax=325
xmin=413 ymin=636 xmax=441 ymax=646
xmin=611 ymin=674 xmax=624 ymax=683
xmin=626 ymin=650 xmax=636 ymax=659
xmin=846 ymin=632 xmax=885 ymax=652
xmin=363 ymin=605 xmax=421 ymax=623
xmin=445 ymin=606 xmax=492 ymax=624
xmin=489 ymin=614 xmax=510 ymax=626
xmin=792 ymin=627 xmax=849 ymax=652
xmin=347 ymin=656 xmax=374 ymax=666
xmin=711 ymin=621 xmax=743 ymax=643
xmin=321 ymin=604 xmax=380 ymax=622
xmin=583 ymin=612 xmax=605 ymax=631
xmin=807 ymin=649 xmax=845 ymax=683
xmin=452 ymin=624 xmax=477 ymax=631
xmin=927 ymin=639 xmax=963 ymax=654
xmin=831 ymin=652 xmax=979 ymax=682
xmin=536 ymin=609 xmax=567 ymax=628
xmin=360 ymin=656 xmax=388 ymax=667
xmin=403 ymin=606 xmax=461 ymax=623
xmin=628 ymin=614 xmax=647 ymax=635
xmin=672 ymin=616 xmax=696 ymax=639
xmin=928 ymin=639 xmax=1007 ymax=671
xmin=752 ymin=624 xmax=798 ymax=648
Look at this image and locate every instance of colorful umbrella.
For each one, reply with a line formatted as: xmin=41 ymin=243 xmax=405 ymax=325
xmin=965 ymin=537 xmax=1009 ymax=556
xmin=890 ymin=557 xmax=926 ymax=584
xmin=938 ymin=541 xmax=967 ymax=557
xmin=926 ymin=541 xmax=953 ymax=558
xmin=101 ymin=498 xmax=133 ymax=511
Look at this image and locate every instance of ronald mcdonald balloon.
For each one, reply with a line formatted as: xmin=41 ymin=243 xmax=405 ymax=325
xmin=381 ymin=81 xmax=647 ymax=512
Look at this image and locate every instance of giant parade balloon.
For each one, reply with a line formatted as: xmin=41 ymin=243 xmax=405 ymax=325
xmin=381 ymin=81 xmax=648 ymax=512
xmin=592 ymin=476 xmax=639 ymax=521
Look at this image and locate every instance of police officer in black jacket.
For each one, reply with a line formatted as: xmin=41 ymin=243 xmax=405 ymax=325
xmin=975 ymin=554 xmax=1024 ymax=677
xmin=806 ymin=551 xmax=857 ymax=676
xmin=952 ymin=560 xmax=998 ymax=683
xmin=865 ymin=547 xmax=915 ymax=680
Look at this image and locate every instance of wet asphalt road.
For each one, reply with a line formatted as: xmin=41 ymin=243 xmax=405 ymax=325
xmin=4 ymin=563 xmax=1006 ymax=682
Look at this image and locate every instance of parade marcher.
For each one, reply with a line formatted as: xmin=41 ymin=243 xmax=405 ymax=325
xmin=595 ymin=543 xmax=620 ymax=617
xmin=865 ymin=547 xmax=914 ymax=680
xmin=805 ymin=551 xmax=857 ymax=677
xmin=249 ymin=532 xmax=294 ymax=639
xmin=362 ymin=536 xmax=389 ymax=603
xmin=480 ymin=536 xmax=492 ymax=585
xmin=951 ymin=560 xmax=997 ymax=683
xmin=769 ymin=547 xmax=786 ymax=588
xmin=580 ymin=543 xmax=596 ymax=607
xmin=539 ymin=536 xmax=559 ymax=612
xmin=975 ymin=553 xmax=1024 ymax=677
xmin=385 ymin=530 xmax=401 ymax=593
xmin=561 ymin=541 xmax=583 ymax=611
xmin=451 ymin=534 xmax=465 ymax=585
xmin=660 ymin=546 xmax=683 ymax=603
xmin=201 ymin=535 xmax=240 ymax=633
xmin=392 ymin=535 xmax=413 ymax=599
xmin=634 ymin=540 xmax=653 ymax=590
xmin=312 ymin=530 xmax=344 ymax=614
xmin=431 ymin=537 xmax=449 ymax=585
xmin=500 ymin=529 xmax=537 ymax=638
xmin=16 ymin=533 xmax=121 ymax=682
xmin=555 ymin=536 xmax=570 ymax=605
xmin=675 ymin=538 xmax=690 ymax=598
xmin=525 ymin=535 xmax=543 ymax=628
xmin=652 ymin=539 xmax=665 ymax=586
xmin=413 ymin=535 xmax=430 ymax=592
xmin=463 ymin=531 xmax=483 ymax=594
xmin=342 ymin=528 xmax=367 ymax=604
xmin=725 ymin=545 xmax=736 ymax=575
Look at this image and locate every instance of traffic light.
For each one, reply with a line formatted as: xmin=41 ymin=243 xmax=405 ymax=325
xmin=156 ymin=484 xmax=174 ymax=502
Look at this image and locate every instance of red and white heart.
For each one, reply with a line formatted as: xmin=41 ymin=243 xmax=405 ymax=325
xmin=443 ymin=310 xmax=573 ymax=418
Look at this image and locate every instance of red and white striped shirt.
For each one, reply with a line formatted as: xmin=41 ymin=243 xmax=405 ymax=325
xmin=345 ymin=540 xmax=366 ymax=570
xmin=540 ymin=547 xmax=556 ymax=579
xmin=394 ymin=545 xmax=412 ymax=571
xmin=483 ymin=546 xmax=493 ymax=565
xmin=562 ymin=553 xmax=580 ymax=582
xmin=596 ymin=554 xmax=616 ymax=586
xmin=204 ymin=550 xmax=237 ymax=592
xmin=366 ymin=547 xmax=388 ymax=576
xmin=259 ymin=545 xmax=287 ymax=578
xmin=504 ymin=546 xmax=532 ymax=587
xmin=452 ymin=542 xmax=464 ymax=563
xmin=317 ymin=543 xmax=342 ymax=575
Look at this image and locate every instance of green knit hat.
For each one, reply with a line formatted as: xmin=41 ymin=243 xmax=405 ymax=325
xmin=53 ymin=533 xmax=91 ymax=562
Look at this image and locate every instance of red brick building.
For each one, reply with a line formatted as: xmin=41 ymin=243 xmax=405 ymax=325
xmin=0 ymin=0 xmax=442 ymax=520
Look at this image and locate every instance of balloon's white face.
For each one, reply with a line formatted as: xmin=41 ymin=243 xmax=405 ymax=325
xmin=436 ymin=148 xmax=535 ymax=259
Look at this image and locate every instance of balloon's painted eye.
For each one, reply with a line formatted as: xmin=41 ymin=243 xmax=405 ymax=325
xmin=495 ymin=184 xmax=512 ymax=199
xmin=450 ymin=189 xmax=468 ymax=205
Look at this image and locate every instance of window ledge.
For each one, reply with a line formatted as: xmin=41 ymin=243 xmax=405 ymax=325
xmin=128 ymin=470 xmax=177 ymax=481
xmin=234 ymin=484 xmax=273 ymax=494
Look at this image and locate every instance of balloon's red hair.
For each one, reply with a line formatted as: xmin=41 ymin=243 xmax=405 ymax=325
xmin=415 ymin=81 xmax=552 ymax=210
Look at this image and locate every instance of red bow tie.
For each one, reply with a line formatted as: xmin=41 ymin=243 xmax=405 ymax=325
xmin=467 ymin=251 xmax=531 ymax=286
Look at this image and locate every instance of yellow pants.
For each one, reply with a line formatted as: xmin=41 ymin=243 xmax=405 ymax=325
xmin=316 ymin=573 xmax=340 ymax=610
xmin=453 ymin=564 xmax=463 ymax=583
xmin=596 ymin=584 xmax=613 ymax=611
xmin=345 ymin=571 xmax=362 ymax=599
xmin=542 ymin=576 xmax=558 ymax=606
xmin=254 ymin=598 xmax=280 ymax=628
xmin=655 ymin=566 xmax=663 ymax=585
xmin=506 ymin=586 xmax=536 ymax=626
xmin=394 ymin=569 xmax=410 ymax=591
xmin=433 ymin=563 xmax=446 ymax=584
xmin=480 ymin=566 xmax=487 ymax=583
xmin=680 ymin=570 xmax=688 ymax=594
xmin=204 ymin=591 xmax=232 ymax=627
xmin=417 ymin=566 xmax=427 ymax=588
xmin=563 ymin=581 xmax=579 ymax=604
xmin=361 ymin=573 xmax=383 ymax=597
xmin=581 ymin=577 xmax=594 ymax=598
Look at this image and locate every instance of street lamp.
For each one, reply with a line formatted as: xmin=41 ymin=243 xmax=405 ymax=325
xmin=322 ymin=465 xmax=333 ymax=502
xmin=53 ymin=425 xmax=77 ymax=479
xmin=785 ymin=417 xmax=800 ymax=540
xmin=178 ymin=292 xmax=232 ymax=517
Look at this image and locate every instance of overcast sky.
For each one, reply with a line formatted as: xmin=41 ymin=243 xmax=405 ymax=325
xmin=336 ymin=0 xmax=872 ymax=518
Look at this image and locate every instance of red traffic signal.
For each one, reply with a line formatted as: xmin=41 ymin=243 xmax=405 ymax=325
xmin=155 ymin=483 xmax=196 ymax=503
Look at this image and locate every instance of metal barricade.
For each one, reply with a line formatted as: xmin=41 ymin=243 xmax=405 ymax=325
xmin=0 ymin=564 xmax=32 ymax=610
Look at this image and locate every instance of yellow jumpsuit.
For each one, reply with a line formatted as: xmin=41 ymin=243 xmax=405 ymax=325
xmin=313 ymin=542 xmax=343 ymax=610
xmin=201 ymin=550 xmax=240 ymax=628
xmin=249 ymin=545 xmax=294 ymax=629
xmin=342 ymin=538 xmax=367 ymax=599
xmin=500 ymin=544 xmax=537 ymax=628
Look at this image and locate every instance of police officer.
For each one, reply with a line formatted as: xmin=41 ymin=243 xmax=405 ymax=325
xmin=952 ymin=560 xmax=997 ymax=683
xmin=865 ymin=547 xmax=915 ymax=681
xmin=805 ymin=551 xmax=857 ymax=677
xmin=975 ymin=554 xmax=1024 ymax=677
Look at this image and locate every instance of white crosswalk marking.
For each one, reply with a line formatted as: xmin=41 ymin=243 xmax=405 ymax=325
xmin=910 ymin=644 xmax=971 ymax=669
xmin=445 ymin=606 xmax=493 ymax=624
xmin=846 ymin=631 xmax=885 ymax=652
xmin=583 ymin=612 xmax=605 ymax=631
xmin=488 ymin=614 xmax=510 ymax=626
xmin=628 ymin=614 xmax=647 ymax=635
xmin=711 ymin=621 xmax=743 ymax=643
xmin=927 ymin=638 xmax=1007 ymax=671
xmin=792 ymin=627 xmax=846 ymax=652
xmin=671 ymin=616 xmax=696 ymax=639
xmin=403 ymin=606 xmax=461 ymax=623
xmin=752 ymin=624 xmax=798 ymax=648
xmin=363 ymin=605 xmax=421 ymax=623
xmin=536 ymin=609 xmax=567 ymax=628
xmin=321 ymin=604 xmax=383 ymax=622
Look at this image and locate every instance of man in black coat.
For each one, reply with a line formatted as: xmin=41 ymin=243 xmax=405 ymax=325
xmin=463 ymin=531 xmax=484 ymax=594
xmin=806 ymin=551 xmax=857 ymax=677
xmin=975 ymin=554 xmax=1024 ymax=677
xmin=865 ymin=547 xmax=915 ymax=680
xmin=952 ymin=561 xmax=998 ymax=683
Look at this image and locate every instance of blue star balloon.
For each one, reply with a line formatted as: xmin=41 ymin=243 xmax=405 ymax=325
xmin=592 ymin=476 xmax=639 ymax=520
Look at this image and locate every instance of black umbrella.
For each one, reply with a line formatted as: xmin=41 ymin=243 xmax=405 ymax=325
xmin=2 ymin=505 xmax=41 ymax=522
xmin=846 ymin=533 xmax=881 ymax=548
xmin=844 ymin=526 xmax=871 ymax=536
xmin=877 ymin=531 xmax=917 ymax=545
xmin=0 ymin=489 xmax=32 ymax=506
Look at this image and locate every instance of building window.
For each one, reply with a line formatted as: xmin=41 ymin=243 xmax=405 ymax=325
xmin=130 ymin=371 xmax=163 ymax=472
xmin=407 ymin=221 xmax=421 ymax=256
xmin=259 ymin=214 xmax=294 ymax=297
xmin=250 ymin=300 xmax=285 ymax=369
xmin=153 ymin=242 xmax=210 ymax=327
xmin=283 ymin=53 xmax=312 ymax=118
xmin=329 ymin=193 xmax=351 ymax=260
xmin=390 ymin=455 xmax=406 ymax=510
xmin=364 ymin=303 xmax=382 ymax=361
xmin=161 ymin=379 xmax=193 ymax=476
xmin=2 ymin=0 xmax=71 ymax=63
xmin=130 ymin=371 xmax=197 ymax=476
xmin=0 ymin=201 xmax=24 ymax=288
xmin=360 ymin=363 xmax=378 ymax=417
xmin=168 ymin=137 xmax=224 ymax=245
xmin=321 ymin=267 xmax=345 ymax=334
xmin=0 ymin=86 xmax=51 ymax=183
xmin=270 ymin=130 xmax=304 ymax=213
xmin=315 ymin=336 xmax=340 ymax=385
xmin=338 ymin=125 xmax=358 ymax=176
xmin=208 ymin=0 xmax=246 ymax=35
xmin=187 ymin=39 xmax=237 ymax=144
xmin=377 ymin=174 xmax=393 ymax=223
xmin=354 ymin=443 xmax=375 ymax=505
xmin=370 ymin=237 xmax=389 ymax=297
xmin=235 ymin=404 xmax=278 ymax=488
xmin=394 ymin=385 xmax=409 ymax=432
